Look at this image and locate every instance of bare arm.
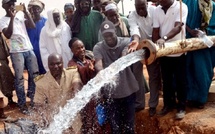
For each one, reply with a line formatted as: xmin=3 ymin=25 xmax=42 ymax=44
xmin=152 ymin=27 xmax=160 ymax=43
xmin=154 ymin=22 xmax=184 ymax=48
xmin=94 ymin=59 xmax=104 ymax=73
xmin=22 ymin=3 xmax=35 ymax=29
xmin=163 ymin=22 xmax=184 ymax=41
xmin=2 ymin=8 xmax=15 ymax=39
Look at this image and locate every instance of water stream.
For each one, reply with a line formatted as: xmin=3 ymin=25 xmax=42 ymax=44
xmin=39 ymin=49 xmax=146 ymax=134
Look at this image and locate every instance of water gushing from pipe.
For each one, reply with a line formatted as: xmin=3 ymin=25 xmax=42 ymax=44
xmin=39 ymin=49 xmax=146 ymax=134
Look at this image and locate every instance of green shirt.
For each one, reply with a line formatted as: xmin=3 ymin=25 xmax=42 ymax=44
xmin=74 ymin=10 xmax=103 ymax=51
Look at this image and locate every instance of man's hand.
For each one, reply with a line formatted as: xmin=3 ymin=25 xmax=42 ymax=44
xmin=20 ymin=3 xmax=27 ymax=13
xmin=8 ymin=7 xmax=16 ymax=18
xmin=128 ymin=40 xmax=139 ymax=53
xmin=189 ymin=29 xmax=199 ymax=37
xmin=156 ymin=38 xmax=165 ymax=49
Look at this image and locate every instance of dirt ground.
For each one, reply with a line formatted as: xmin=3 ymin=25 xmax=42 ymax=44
xmin=135 ymin=66 xmax=215 ymax=134
xmin=135 ymin=93 xmax=215 ymax=134
xmin=0 ymin=65 xmax=215 ymax=134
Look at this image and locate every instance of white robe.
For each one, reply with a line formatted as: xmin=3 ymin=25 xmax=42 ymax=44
xmin=39 ymin=9 xmax=72 ymax=71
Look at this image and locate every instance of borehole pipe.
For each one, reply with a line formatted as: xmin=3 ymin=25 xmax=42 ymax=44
xmin=139 ymin=36 xmax=215 ymax=65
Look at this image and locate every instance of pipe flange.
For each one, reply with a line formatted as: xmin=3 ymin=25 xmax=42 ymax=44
xmin=137 ymin=39 xmax=157 ymax=65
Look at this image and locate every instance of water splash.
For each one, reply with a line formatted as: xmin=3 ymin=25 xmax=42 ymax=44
xmin=39 ymin=49 xmax=146 ymax=134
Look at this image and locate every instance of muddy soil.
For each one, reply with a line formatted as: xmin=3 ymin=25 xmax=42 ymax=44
xmin=0 ymin=66 xmax=214 ymax=134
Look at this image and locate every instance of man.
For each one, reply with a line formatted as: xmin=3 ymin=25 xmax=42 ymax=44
xmin=93 ymin=20 xmax=139 ymax=133
xmin=102 ymin=1 xmax=149 ymax=113
xmin=105 ymin=3 xmax=129 ymax=37
xmin=0 ymin=33 xmax=16 ymax=107
xmin=39 ymin=8 xmax=72 ymax=71
xmin=98 ymin=2 xmax=129 ymax=41
xmin=27 ymin=0 xmax=46 ymax=74
xmin=64 ymin=3 xmax=74 ymax=28
xmin=92 ymin=0 xmax=101 ymax=12
xmin=0 ymin=0 xmax=39 ymax=114
xmin=100 ymin=0 xmax=115 ymax=14
xmin=34 ymin=53 xmax=83 ymax=133
xmin=152 ymin=0 xmax=188 ymax=119
xmin=71 ymin=0 xmax=103 ymax=51
xmin=128 ymin=0 xmax=162 ymax=116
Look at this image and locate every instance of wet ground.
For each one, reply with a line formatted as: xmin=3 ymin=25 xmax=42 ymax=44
xmin=0 ymin=66 xmax=215 ymax=134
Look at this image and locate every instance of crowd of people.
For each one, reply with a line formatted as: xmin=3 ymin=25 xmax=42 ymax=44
xmin=0 ymin=0 xmax=215 ymax=133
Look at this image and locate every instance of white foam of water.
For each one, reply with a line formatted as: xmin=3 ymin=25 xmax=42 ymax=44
xmin=39 ymin=49 xmax=146 ymax=134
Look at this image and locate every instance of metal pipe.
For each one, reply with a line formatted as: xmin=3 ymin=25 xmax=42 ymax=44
xmin=138 ymin=36 xmax=215 ymax=65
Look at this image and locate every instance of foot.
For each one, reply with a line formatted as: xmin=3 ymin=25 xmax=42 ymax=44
xmin=149 ymin=107 xmax=156 ymax=117
xmin=19 ymin=105 xmax=30 ymax=115
xmin=175 ymin=110 xmax=185 ymax=120
xmin=157 ymin=106 xmax=172 ymax=116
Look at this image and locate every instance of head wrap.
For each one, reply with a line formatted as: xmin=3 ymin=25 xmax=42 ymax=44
xmin=105 ymin=3 xmax=117 ymax=11
xmin=53 ymin=8 xmax=59 ymax=13
xmin=28 ymin=0 xmax=45 ymax=10
xmin=45 ymin=8 xmax=64 ymax=38
xmin=45 ymin=8 xmax=64 ymax=54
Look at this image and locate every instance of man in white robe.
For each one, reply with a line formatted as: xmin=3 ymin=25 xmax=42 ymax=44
xmin=39 ymin=8 xmax=72 ymax=71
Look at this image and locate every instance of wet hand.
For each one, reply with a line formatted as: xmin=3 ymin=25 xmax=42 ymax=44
xmin=128 ymin=40 xmax=139 ymax=53
xmin=156 ymin=38 xmax=165 ymax=49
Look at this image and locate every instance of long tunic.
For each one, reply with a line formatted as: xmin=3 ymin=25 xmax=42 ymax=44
xmin=27 ymin=17 xmax=47 ymax=74
xmin=184 ymin=0 xmax=215 ymax=103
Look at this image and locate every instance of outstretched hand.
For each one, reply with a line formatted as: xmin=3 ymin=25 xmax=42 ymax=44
xmin=128 ymin=40 xmax=139 ymax=53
